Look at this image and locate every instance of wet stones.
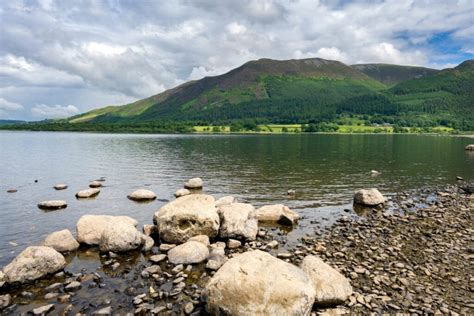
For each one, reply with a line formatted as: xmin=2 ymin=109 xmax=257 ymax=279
xmin=76 ymin=188 xmax=100 ymax=199
xmin=6 ymin=189 xmax=17 ymax=193
xmin=255 ymin=204 xmax=299 ymax=225
xmin=154 ymin=194 xmax=220 ymax=244
xmin=53 ymin=184 xmax=68 ymax=190
xmin=127 ymin=189 xmax=157 ymax=201
xmin=43 ymin=229 xmax=79 ymax=252
xmin=0 ymin=294 xmax=11 ymax=310
xmin=65 ymin=280 xmax=82 ymax=291
xmin=32 ymin=304 xmax=54 ymax=315
xmin=3 ymin=246 xmax=66 ymax=284
xmin=89 ymin=181 xmax=102 ymax=188
xmin=37 ymin=200 xmax=67 ymax=210
xmin=353 ymin=188 xmax=386 ymax=206
xmin=301 ymin=255 xmax=353 ymax=306
xmin=168 ymin=241 xmax=209 ymax=265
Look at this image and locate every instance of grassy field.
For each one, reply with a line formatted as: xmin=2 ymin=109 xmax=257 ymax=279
xmin=193 ymin=124 xmax=454 ymax=134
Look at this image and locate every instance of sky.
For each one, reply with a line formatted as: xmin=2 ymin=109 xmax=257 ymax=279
xmin=0 ymin=0 xmax=473 ymax=120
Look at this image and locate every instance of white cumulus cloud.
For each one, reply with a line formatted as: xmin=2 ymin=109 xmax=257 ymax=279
xmin=31 ymin=104 xmax=80 ymax=119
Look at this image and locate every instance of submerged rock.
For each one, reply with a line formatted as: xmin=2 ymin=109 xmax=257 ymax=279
xmin=301 ymin=255 xmax=353 ymax=306
xmin=6 ymin=189 xmax=17 ymax=193
xmin=43 ymin=229 xmax=79 ymax=252
xmin=76 ymin=188 xmax=100 ymax=199
xmin=255 ymin=204 xmax=299 ymax=225
xmin=53 ymin=184 xmax=68 ymax=190
xmin=154 ymin=194 xmax=220 ymax=244
xmin=174 ymin=188 xmax=191 ymax=198
xmin=218 ymin=203 xmax=258 ymax=240
xmin=184 ymin=177 xmax=203 ymax=189
xmin=168 ymin=241 xmax=209 ymax=264
xmin=203 ymin=250 xmax=315 ymax=315
xmin=353 ymin=188 xmax=385 ymax=206
xmin=76 ymin=215 xmax=138 ymax=245
xmin=3 ymin=246 xmax=66 ymax=284
xmin=127 ymin=189 xmax=157 ymax=201
xmin=37 ymin=200 xmax=67 ymax=210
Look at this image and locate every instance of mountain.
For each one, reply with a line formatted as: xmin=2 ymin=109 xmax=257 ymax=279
xmin=351 ymin=63 xmax=439 ymax=85
xmin=65 ymin=58 xmax=473 ymax=131
xmin=0 ymin=119 xmax=26 ymax=125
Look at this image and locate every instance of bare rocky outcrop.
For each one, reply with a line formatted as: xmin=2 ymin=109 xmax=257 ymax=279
xmin=153 ymin=194 xmax=219 ymax=244
xmin=2 ymin=246 xmax=66 ymax=284
xmin=301 ymin=255 xmax=353 ymax=306
xmin=43 ymin=229 xmax=79 ymax=252
xmin=218 ymin=203 xmax=258 ymax=240
xmin=76 ymin=215 xmax=138 ymax=245
xmin=353 ymin=188 xmax=386 ymax=206
xmin=168 ymin=241 xmax=209 ymax=264
xmin=127 ymin=189 xmax=157 ymax=201
xmin=76 ymin=188 xmax=100 ymax=199
xmin=203 ymin=250 xmax=315 ymax=315
xmin=255 ymin=204 xmax=299 ymax=225
xmin=37 ymin=200 xmax=67 ymax=210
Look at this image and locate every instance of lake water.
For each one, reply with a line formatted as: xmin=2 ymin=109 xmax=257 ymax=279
xmin=1 ymin=131 xmax=473 ymax=266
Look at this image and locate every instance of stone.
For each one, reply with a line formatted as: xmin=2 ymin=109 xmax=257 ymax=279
xmin=465 ymin=144 xmax=474 ymax=151
xmin=255 ymin=204 xmax=299 ymax=224
xmin=65 ymin=281 xmax=81 ymax=291
xmin=0 ymin=294 xmax=11 ymax=310
xmin=203 ymin=250 xmax=315 ymax=315
xmin=301 ymin=255 xmax=353 ymax=306
xmin=183 ymin=302 xmax=194 ymax=314
xmin=43 ymin=229 xmax=79 ymax=252
xmin=37 ymin=200 xmax=67 ymax=210
xmin=168 ymin=241 xmax=209 ymax=264
xmin=6 ymin=189 xmax=17 ymax=193
xmin=143 ymin=224 xmax=157 ymax=236
xmin=54 ymin=184 xmax=68 ymax=190
xmin=218 ymin=203 xmax=258 ymax=240
xmin=188 ymin=235 xmax=210 ymax=245
xmin=227 ymin=239 xmax=241 ymax=249
xmin=142 ymin=235 xmax=154 ymax=252
xmin=76 ymin=188 xmax=100 ymax=199
xmin=159 ymin=243 xmax=176 ymax=252
xmin=149 ymin=254 xmax=167 ymax=263
xmin=127 ymin=189 xmax=157 ymax=201
xmin=206 ymin=246 xmax=227 ymax=270
xmin=175 ymin=188 xmax=191 ymax=198
xmin=76 ymin=215 xmax=138 ymax=245
xmin=89 ymin=181 xmax=102 ymax=188
xmin=353 ymin=188 xmax=386 ymax=206
xmin=267 ymin=240 xmax=279 ymax=248
xmin=99 ymin=220 xmax=144 ymax=252
xmin=92 ymin=306 xmax=112 ymax=315
xmin=184 ymin=177 xmax=203 ymax=189
xmin=215 ymin=196 xmax=236 ymax=207
xmin=3 ymin=246 xmax=66 ymax=284
xmin=154 ymin=194 xmax=220 ymax=244
xmin=32 ymin=304 xmax=54 ymax=315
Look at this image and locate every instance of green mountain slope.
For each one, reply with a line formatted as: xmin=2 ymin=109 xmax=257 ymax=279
xmin=67 ymin=58 xmax=473 ymax=131
xmin=351 ymin=63 xmax=439 ymax=85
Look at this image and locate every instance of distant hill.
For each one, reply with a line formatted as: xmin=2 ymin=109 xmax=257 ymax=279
xmin=0 ymin=119 xmax=26 ymax=125
xmin=351 ymin=63 xmax=439 ymax=85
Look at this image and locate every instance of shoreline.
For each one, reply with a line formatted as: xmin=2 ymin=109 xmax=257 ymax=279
xmin=0 ymin=184 xmax=473 ymax=315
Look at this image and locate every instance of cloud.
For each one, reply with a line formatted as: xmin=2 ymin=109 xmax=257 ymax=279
xmin=31 ymin=104 xmax=80 ymax=119
xmin=0 ymin=97 xmax=23 ymax=111
xmin=0 ymin=0 xmax=472 ymax=120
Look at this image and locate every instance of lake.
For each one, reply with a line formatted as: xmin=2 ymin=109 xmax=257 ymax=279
xmin=0 ymin=131 xmax=473 ymax=266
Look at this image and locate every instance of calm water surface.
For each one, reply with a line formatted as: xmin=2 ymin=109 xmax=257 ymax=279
xmin=1 ymin=131 xmax=473 ymax=266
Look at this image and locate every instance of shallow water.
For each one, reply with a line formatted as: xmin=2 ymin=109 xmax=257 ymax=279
xmin=1 ymin=131 xmax=473 ymax=266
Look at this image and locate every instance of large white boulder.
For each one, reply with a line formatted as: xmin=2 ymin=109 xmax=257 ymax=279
xmin=218 ymin=203 xmax=258 ymax=240
xmin=301 ymin=256 xmax=353 ymax=306
xmin=99 ymin=220 xmax=144 ymax=252
xmin=153 ymin=194 xmax=220 ymax=244
xmin=168 ymin=240 xmax=209 ymax=264
xmin=76 ymin=215 xmax=138 ymax=245
xmin=353 ymin=188 xmax=386 ymax=206
xmin=76 ymin=188 xmax=100 ymax=199
xmin=127 ymin=189 xmax=156 ymax=201
xmin=37 ymin=200 xmax=67 ymax=210
xmin=43 ymin=229 xmax=79 ymax=252
xmin=2 ymin=246 xmax=66 ymax=284
xmin=255 ymin=204 xmax=299 ymax=225
xmin=184 ymin=177 xmax=203 ymax=189
xmin=203 ymin=250 xmax=315 ymax=315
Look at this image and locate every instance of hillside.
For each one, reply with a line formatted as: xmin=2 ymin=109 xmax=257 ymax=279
xmin=351 ymin=63 xmax=439 ymax=85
